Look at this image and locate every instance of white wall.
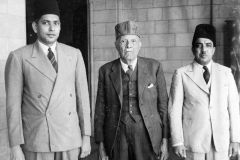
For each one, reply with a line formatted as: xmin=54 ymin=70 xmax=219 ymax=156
xmin=0 ymin=0 xmax=26 ymax=159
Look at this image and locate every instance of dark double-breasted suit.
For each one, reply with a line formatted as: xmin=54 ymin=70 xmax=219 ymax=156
xmin=94 ymin=56 xmax=168 ymax=157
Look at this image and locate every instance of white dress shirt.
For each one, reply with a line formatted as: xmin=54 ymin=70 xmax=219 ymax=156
xmin=195 ymin=60 xmax=212 ymax=88
xmin=120 ymin=58 xmax=138 ymax=73
xmin=38 ymin=40 xmax=58 ymax=62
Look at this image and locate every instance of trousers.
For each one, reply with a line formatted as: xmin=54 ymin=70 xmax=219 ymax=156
xmin=111 ymin=119 xmax=158 ymax=160
xmin=186 ymin=142 xmax=228 ymax=160
xmin=23 ymin=148 xmax=80 ymax=160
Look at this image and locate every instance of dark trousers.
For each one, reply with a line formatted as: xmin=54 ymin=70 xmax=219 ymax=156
xmin=111 ymin=118 xmax=158 ymax=160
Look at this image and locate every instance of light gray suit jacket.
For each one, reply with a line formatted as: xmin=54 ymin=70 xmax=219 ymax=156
xmin=5 ymin=42 xmax=91 ymax=152
xmin=168 ymin=61 xmax=240 ymax=153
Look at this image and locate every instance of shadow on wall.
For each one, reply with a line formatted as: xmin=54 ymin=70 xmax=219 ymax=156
xmin=224 ymin=19 xmax=240 ymax=95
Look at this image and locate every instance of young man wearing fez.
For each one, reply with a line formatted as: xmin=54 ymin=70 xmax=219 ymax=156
xmin=94 ymin=20 xmax=169 ymax=160
xmin=5 ymin=0 xmax=91 ymax=159
xmin=168 ymin=24 xmax=240 ymax=160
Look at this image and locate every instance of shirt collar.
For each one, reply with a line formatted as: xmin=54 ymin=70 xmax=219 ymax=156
xmin=194 ymin=60 xmax=212 ymax=74
xmin=120 ymin=58 xmax=138 ymax=72
xmin=37 ymin=40 xmax=57 ymax=56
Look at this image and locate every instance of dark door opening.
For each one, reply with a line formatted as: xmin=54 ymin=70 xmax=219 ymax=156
xmin=26 ymin=0 xmax=90 ymax=80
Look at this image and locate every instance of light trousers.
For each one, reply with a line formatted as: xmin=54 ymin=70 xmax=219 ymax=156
xmin=186 ymin=143 xmax=228 ymax=160
xmin=23 ymin=148 xmax=80 ymax=160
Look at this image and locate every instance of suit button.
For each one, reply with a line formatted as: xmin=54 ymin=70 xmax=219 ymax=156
xmin=38 ymin=95 xmax=42 ymax=98
xmin=69 ymin=112 xmax=71 ymax=115
xmin=70 ymin=93 xmax=72 ymax=97
xmin=130 ymin=111 xmax=133 ymax=114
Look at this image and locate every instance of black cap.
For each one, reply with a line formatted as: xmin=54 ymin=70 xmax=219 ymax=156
xmin=192 ymin=24 xmax=216 ymax=47
xmin=34 ymin=0 xmax=60 ymax=20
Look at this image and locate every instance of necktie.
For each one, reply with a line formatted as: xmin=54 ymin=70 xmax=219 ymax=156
xmin=126 ymin=65 xmax=133 ymax=77
xmin=48 ymin=48 xmax=58 ymax=73
xmin=203 ymin=66 xmax=210 ymax=84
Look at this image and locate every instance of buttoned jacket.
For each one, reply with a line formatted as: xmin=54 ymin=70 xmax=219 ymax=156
xmin=168 ymin=61 xmax=240 ymax=152
xmin=94 ymin=57 xmax=169 ymax=156
xmin=5 ymin=42 xmax=91 ymax=152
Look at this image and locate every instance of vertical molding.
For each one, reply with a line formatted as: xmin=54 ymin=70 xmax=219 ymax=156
xmin=210 ymin=0 xmax=213 ymax=25
xmin=88 ymin=0 xmax=95 ymax=126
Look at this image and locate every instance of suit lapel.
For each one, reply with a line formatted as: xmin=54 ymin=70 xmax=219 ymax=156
xmin=138 ymin=57 xmax=149 ymax=99
xmin=26 ymin=42 xmax=56 ymax=82
xmin=47 ymin=43 xmax=72 ymax=109
xmin=209 ymin=62 xmax=219 ymax=104
xmin=185 ymin=62 xmax=209 ymax=94
xmin=110 ymin=59 xmax=123 ymax=106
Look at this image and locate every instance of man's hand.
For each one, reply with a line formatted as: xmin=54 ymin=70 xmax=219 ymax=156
xmin=10 ymin=145 xmax=25 ymax=160
xmin=160 ymin=138 xmax=168 ymax=160
xmin=228 ymin=142 xmax=239 ymax=158
xmin=173 ymin=145 xmax=186 ymax=158
xmin=99 ymin=142 xmax=108 ymax=160
xmin=80 ymin=135 xmax=91 ymax=158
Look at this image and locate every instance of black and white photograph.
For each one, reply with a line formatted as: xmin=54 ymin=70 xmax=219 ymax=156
xmin=1 ymin=0 xmax=240 ymax=160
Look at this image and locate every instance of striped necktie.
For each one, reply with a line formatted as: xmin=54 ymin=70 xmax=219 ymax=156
xmin=203 ymin=66 xmax=210 ymax=84
xmin=47 ymin=48 xmax=58 ymax=73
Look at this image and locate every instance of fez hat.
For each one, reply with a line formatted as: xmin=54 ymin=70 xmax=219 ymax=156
xmin=192 ymin=24 xmax=216 ymax=47
xmin=34 ymin=0 xmax=60 ymax=20
xmin=115 ymin=21 xmax=140 ymax=40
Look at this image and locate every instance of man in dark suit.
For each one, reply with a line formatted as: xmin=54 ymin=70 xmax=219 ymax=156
xmin=5 ymin=0 xmax=91 ymax=160
xmin=94 ymin=20 xmax=169 ymax=160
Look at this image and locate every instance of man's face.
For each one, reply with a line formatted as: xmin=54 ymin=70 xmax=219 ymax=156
xmin=115 ymin=35 xmax=142 ymax=64
xmin=192 ymin=38 xmax=215 ymax=66
xmin=32 ymin=14 xmax=61 ymax=46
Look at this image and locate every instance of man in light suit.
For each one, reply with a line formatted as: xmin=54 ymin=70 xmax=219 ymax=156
xmin=4 ymin=0 xmax=91 ymax=160
xmin=94 ymin=20 xmax=169 ymax=160
xmin=168 ymin=24 xmax=240 ymax=160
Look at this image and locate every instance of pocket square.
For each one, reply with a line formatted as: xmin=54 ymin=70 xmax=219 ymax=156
xmin=147 ymin=83 xmax=154 ymax=88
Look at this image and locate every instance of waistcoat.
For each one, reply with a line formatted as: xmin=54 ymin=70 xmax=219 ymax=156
xmin=121 ymin=66 xmax=142 ymax=123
